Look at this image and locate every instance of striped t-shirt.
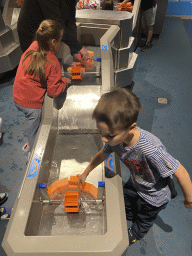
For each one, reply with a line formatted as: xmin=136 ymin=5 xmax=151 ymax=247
xmin=103 ymin=127 xmax=180 ymax=207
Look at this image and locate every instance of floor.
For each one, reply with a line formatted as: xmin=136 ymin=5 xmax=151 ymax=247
xmin=0 ymin=16 xmax=192 ymax=255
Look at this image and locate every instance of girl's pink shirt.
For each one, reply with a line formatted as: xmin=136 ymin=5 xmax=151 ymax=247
xmin=13 ymin=41 xmax=66 ymax=109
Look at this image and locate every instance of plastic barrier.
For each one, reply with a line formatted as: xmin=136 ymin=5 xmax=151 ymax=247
xmin=117 ymin=2 xmax=133 ymax=12
xmin=64 ymin=191 xmax=80 ymax=212
xmin=47 ymin=175 xmax=98 ymax=200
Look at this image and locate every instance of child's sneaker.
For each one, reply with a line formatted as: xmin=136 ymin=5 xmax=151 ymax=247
xmin=0 ymin=192 xmax=8 ymax=206
xmin=0 ymin=207 xmax=12 ymax=220
xmin=141 ymin=42 xmax=153 ymax=52
xmin=22 ymin=142 xmax=30 ymax=152
xmin=128 ymin=228 xmax=138 ymax=245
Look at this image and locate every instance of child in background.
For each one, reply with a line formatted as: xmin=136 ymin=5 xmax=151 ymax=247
xmin=78 ymin=88 xmax=192 ymax=245
xmin=13 ymin=19 xmax=70 ymax=154
xmin=118 ymin=0 xmax=157 ymax=51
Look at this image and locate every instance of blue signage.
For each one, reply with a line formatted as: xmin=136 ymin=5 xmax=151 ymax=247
xmin=102 ymin=45 xmax=108 ymax=51
xmin=105 ymin=154 xmax=114 ymax=174
xmin=27 ymin=158 xmax=41 ymax=178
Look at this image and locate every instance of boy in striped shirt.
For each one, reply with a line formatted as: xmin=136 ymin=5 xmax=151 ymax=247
xmin=78 ymin=88 xmax=192 ymax=245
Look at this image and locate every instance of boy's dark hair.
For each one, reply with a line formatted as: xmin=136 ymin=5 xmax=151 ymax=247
xmin=100 ymin=0 xmax=114 ymax=10
xmin=22 ymin=19 xmax=63 ymax=86
xmin=92 ymin=88 xmax=140 ymax=132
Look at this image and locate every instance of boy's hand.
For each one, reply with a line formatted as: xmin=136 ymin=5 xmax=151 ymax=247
xmin=77 ymin=172 xmax=88 ymax=187
xmin=184 ymin=199 xmax=192 ymax=209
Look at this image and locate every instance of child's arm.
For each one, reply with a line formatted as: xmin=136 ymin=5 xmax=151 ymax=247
xmin=78 ymin=149 xmax=110 ymax=186
xmin=46 ymin=64 xmax=71 ymax=98
xmin=173 ymin=164 xmax=192 ymax=209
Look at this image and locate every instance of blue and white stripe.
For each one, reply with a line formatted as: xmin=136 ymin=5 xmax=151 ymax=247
xmin=103 ymin=127 xmax=180 ymax=207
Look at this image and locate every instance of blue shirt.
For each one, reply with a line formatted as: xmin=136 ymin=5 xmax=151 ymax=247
xmin=103 ymin=127 xmax=180 ymax=207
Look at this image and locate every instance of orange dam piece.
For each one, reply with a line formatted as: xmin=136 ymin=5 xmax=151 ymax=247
xmin=117 ymin=3 xmax=133 ymax=12
xmin=64 ymin=191 xmax=79 ymax=213
xmin=67 ymin=50 xmax=94 ymax=80
xmin=46 ymin=177 xmax=69 ymax=199
xmin=47 ymin=175 xmax=98 ymax=200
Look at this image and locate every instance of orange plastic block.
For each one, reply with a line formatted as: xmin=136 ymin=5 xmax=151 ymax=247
xmin=68 ymin=176 xmax=81 ymax=191
xmin=74 ymin=62 xmax=87 ymax=70
xmin=71 ymin=66 xmax=82 ymax=80
xmin=82 ymin=182 xmax=97 ymax=199
xmin=69 ymin=176 xmax=79 ymax=185
xmin=74 ymin=62 xmax=82 ymax=66
xmin=121 ymin=3 xmax=127 ymax=11
xmin=64 ymin=191 xmax=79 ymax=213
xmin=118 ymin=3 xmax=133 ymax=12
xmin=89 ymin=51 xmax=94 ymax=57
xmin=56 ymin=178 xmax=69 ymax=193
xmin=47 ymin=177 xmax=69 ymax=199
xmin=47 ymin=182 xmax=59 ymax=199
xmin=77 ymin=51 xmax=94 ymax=57
xmin=47 ymin=175 xmax=98 ymax=202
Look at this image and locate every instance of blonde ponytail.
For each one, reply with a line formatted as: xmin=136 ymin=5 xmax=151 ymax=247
xmin=22 ymin=20 xmax=63 ymax=87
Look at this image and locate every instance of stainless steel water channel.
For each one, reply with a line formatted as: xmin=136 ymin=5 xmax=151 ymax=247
xmin=2 ymin=10 xmax=139 ymax=256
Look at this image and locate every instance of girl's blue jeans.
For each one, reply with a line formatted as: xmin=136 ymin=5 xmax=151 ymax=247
xmin=15 ymin=103 xmax=42 ymax=150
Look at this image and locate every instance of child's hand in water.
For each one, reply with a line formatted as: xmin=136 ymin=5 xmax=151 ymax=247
xmin=77 ymin=172 xmax=88 ymax=187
